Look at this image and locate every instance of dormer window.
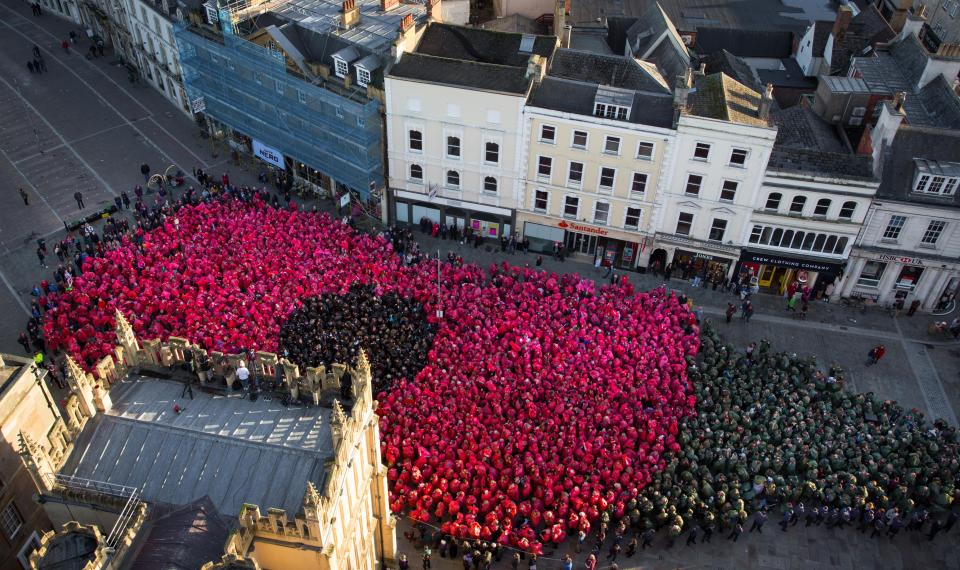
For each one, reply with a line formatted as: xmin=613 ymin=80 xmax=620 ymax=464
xmin=353 ymin=55 xmax=380 ymax=89
xmin=594 ymin=103 xmax=629 ymax=120
xmin=356 ymin=66 xmax=371 ymax=87
xmin=913 ymin=159 xmax=960 ymax=196
xmin=331 ymin=46 xmax=360 ymax=80
xmin=333 ymin=56 xmax=349 ymax=78
xmin=593 ymin=85 xmax=633 ymax=122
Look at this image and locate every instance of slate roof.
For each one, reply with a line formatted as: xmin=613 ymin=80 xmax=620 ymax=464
xmin=757 ymin=58 xmax=817 ymax=90
xmin=389 ymin=53 xmax=533 ymax=94
xmin=686 ymin=72 xmax=770 ymax=126
xmin=698 ymin=49 xmax=759 ymax=90
xmin=621 ymin=2 xmax=690 ymax=87
xmin=581 ymin=0 xmax=822 ymax=35
xmin=623 ymin=2 xmax=683 ymax=58
xmin=415 ymin=23 xmax=555 ymax=66
xmin=828 ymin=4 xmax=895 ymax=75
xmin=127 ymin=497 xmax=230 ymax=570
xmin=548 ymin=49 xmax=670 ymax=92
xmin=693 ymin=28 xmax=794 ymax=58
xmin=889 ymin=33 xmax=931 ymax=89
xmin=60 ymin=379 xmax=332 ymax=517
xmin=809 ymin=20 xmax=832 ymax=58
xmin=528 ymin=77 xmax=675 ymax=128
xmin=877 ymin=126 xmax=960 ymax=208
xmin=768 ymin=106 xmax=874 ymax=179
xmin=270 ymin=0 xmax=428 ymax=52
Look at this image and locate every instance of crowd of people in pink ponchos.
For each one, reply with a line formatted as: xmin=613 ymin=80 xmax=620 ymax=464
xmin=43 ymin=197 xmax=700 ymax=552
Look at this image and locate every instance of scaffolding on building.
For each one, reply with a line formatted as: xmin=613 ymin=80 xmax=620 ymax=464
xmin=174 ymin=20 xmax=384 ymax=198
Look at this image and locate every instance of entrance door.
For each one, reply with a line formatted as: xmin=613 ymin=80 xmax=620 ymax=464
xmin=445 ymin=213 xmax=465 ymax=230
xmin=565 ymin=232 xmax=598 ymax=255
xmin=758 ymin=265 xmax=776 ymax=288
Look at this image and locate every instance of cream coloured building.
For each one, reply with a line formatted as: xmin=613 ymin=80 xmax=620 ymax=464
xmin=518 ymin=49 xmax=676 ymax=268
xmin=385 ymin=23 xmax=557 ymax=238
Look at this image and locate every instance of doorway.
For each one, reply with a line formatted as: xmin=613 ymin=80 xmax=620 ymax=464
xmin=565 ymin=232 xmax=598 ymax=256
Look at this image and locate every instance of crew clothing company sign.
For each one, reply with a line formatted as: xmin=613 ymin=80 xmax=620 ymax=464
xmin=253 ymin=139 xmax=285 ymax=169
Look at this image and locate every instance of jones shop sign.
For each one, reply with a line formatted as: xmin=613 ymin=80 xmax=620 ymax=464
xmin=252 ymin=139 xmax=285 ymax=169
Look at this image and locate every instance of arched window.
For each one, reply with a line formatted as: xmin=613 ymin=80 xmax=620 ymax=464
xmin=839 ymin=201 xmax=857 ymax=219
xmin=765 ymin=192 xmax=782 ymax=210
xmin=834 ymin=236 xmax=849 ymax=254
xmin=782 ymin=230 xmax=794 ymax=247
xmin=484 ymin=176 xmax=498 ymax=193
xmin=760 ymin=226 xmax=773 ymax=244
xmin=446 ymin=170 xmax=460 ymax=188
xmin=485 ymin=142 xmax=499 ymax=164
xmin=446 ymin=136 xmax=461 ymax=158
xmin=814 ymin=198 xmax=831 ymax=216
xmin=825 ymin=235 xmax=837 ymax=252
xmin=409 ymin=164 xmax=423 ymax=181
xmin=790 ymin=196 xmax=807 ymax=214
xmin=802 ymin=233 xmax=816 ymax=250
xmin=771 ymin=228 xmax=784 ymax=247
xmin=791 ymin=231 xmax=804 ymax=249
xmin=813 ymin=233 xmax=827 ymax=251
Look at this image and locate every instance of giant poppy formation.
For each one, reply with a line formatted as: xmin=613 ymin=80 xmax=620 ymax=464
xmin=43 ymin=197 xmax=699 ymax=552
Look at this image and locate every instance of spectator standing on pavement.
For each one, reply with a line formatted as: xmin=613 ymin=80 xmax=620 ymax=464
xmin=27 ymin=60 xmax=35 ymax=73
xmin=141 ymin=163 xmax=151 ymax=182
xmin=17 ymin=332 xmax=31 ymax=353
xmin=74 ymin=191 xmax=84 ymax=209
xmin=19 ymin=188 xmax=29 ymax=205
xmin=725 ymin=302 xmax=735 ymax=323
xmin=37 ymin=246 xmax=48 ymax=268
xmin=866 ymin=344 xmax=886 ymax=366
xmin=749 ymin=509 xmax=766 ymax=533
xmin=61 ymin=39 xmax=69 ymax=53
xmin=33 ymin=58 xmax=43 ymax=73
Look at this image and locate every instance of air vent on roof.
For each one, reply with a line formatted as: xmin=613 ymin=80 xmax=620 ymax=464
xmin=519 ymin=34 xmax=536 ymax=54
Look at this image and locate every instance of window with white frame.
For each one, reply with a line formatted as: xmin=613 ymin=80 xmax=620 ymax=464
xmin=920 ymin=220 xmax=946 ymax=246
xmin=534 ymin=190 xmax=548 ymax=212
xmin=297 ymin=89 xmax=307 ymax=104
xmin=765 ymin=192 xmax=782 ymax=210
xmin=253 ymin=71 xmax=262 ymax=85
xmin=720 ymin=180 xmax=738 ymax=202
xmin=1 ymin=503 xmax=23 ymax=539
xmin=915 ymin=174 xmax=959 ymax=195
xmin=275 ymin=79 xmax=284 ymax=95
xmin=693 ymin=142 xmax=711 ymax=160
xmin=409 ymin=164 xmax=423 ymax=182
xmin=631 ymin=172 xmax=647 ymax=197
xmin=839 ymin=201 xmax=857 ymax=219
xmin=599 ymin=167 xmax=616 ymax=191
xmin=446 ymin=170 xmax=460 ymax=189
xmin=17 ymin=531 xmax=41 ymax=569
xmin=729 ymin=148 xmax=748 ymax=166
xmin=446 ymin=136 xmax=461 ymax=158
xmin=594 ymin=103 xmax=629 ymax=120
xmin=567 ymin=162 xmax=584 ymax=186
xmin=624 ymin=206 xmax=642 ymax=230
xmin=356 ymin=66 xmax=371 ymax=87
xmin=333 ymin=56 xmax=348 ymax=78
xmin=563 ymin=195 xmax=579 ymax=218
xmin=538 ymin=156 xmax=553 ymax=179
xmin=790 ymin=196 xmax=807 ymax=214
xmin=857 ymin=261 xmax=887 ymax=287
xmin=685 ymin=174 xmax=703 ymax=196
xmin=485 ymin=142 xmax=499 ymax=164
xmin=709 ymin=218 xmax=728 ymax=242
xmin=882 ymin=215 xmax=906 ymax=240
xmin=814 ymin=198 xmax=831 ymax=216
xmin=540 ymin=125 xmax=556 ymax=143
xmin=572 ymin=130 xmax=588 ymax=149
xmin=593 ymin=202 xmax=610 ymax=225
xmin=484 ymin=177 xmax=498 ymax=193
xmin=604 ymin=136 xmax=621 ymax=155
xmin=408 ymin=130 xmax=422 ymax=152
xmin=676 ymin=212 xmax=694 ymax=235
xmin=637 ymin=141 xmax=654 ymax=160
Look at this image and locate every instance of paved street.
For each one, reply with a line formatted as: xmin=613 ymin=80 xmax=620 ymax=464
xmin=0 ymin=4 xmax=958 ymax=569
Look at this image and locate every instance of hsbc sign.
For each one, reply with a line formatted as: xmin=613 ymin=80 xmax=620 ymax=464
xmin=252 ymin=139 xmax=285 ymax=169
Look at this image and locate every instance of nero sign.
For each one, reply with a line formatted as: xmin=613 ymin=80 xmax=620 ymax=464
xmin=253 ymin=140 xmax=285 ymax=169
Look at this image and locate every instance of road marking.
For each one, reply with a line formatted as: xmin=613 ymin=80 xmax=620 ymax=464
xmin=0 ymin=137 xmax=66 ymax=226
xmin=0 ymin=8 xmax=212 ymax=171
xmin=12 ymin=121 xmax=133 ymax=165
xmin=892 ymin=315 xmax=958 ymax=426
xmin=0 ymin=266 xmax=31 ymax=316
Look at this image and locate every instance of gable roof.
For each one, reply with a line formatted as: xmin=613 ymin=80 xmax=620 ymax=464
xmin=624 ymin=2 xmax=683 ymax=57
xmin=877 ymin=126 xmax=960 ymax=208
xmin=694 ymin=28 xmax=794 ymax=58
xmin=829 ymin=4 xmax=895 ymax=75
xmin=686 ymin=72 xmax=770 ymax=126
xmin=698 ymin=49 xmax=759 ymax=90
xmin=548 ymin=49 xmax=670 ymax=93
xmin=415 ymin=23 xmax=555 ymax=66
xmin=127 ymin=497 xmax=230 ymax=570
xmin=768 ymin=106 xmax=874 ymax=179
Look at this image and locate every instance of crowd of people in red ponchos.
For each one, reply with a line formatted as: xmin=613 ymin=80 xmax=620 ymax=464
xmin=43 ymin=196 xmax=699 ymax=553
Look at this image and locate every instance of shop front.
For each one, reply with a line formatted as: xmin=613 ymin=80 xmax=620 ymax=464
xmin=520 ymin=215 xmax=643 ymax=269
xmin=736 ymin=249 xmax=843 ymax=297
xmin=652 ymin=234 xmax=740 ymax=280
xmin=391 ymin=189 xmax=513 ymax=239
xmin=842 ymin=249 xmax=960 ymax=311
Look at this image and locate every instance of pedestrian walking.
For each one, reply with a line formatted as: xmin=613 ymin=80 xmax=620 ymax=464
xmin=744 ymin=300 xmax=754 ymax=322
xmin=779 ymin=507 xmax=793 ymax=531
xmin=121 ymin=191 xmax=130 ymax=209
xmin=61 ymin=39 xmax=69 ymax=53
xmin=726 ymin=522 xmax=743 ymax=542
xmin=749 ymin=510 xmax=767 ymax=533
xmin=141 ymin=163 xmax=151 ymax=182
xmin=27 ymin=60 xmax=35 ymax=73
xmin=606 ymin=541 xmax=620 ymax=561
xmin=640 ymin=529 xmax=654 ymax=549
xmin=33 ymin=44 xmax=41 ymax=58
xmin=33 ymin=58 xmax=42 ymax=73
xmin=944 ymin=511 xmax=958 ymax=533
xmin=725 ymin=302 xmax=735 ymax=323
xmin=702 ymin=523 xmax=714 ymax=543
xmin=870 ymin=517 xmax=886 ymax=538
xmin=17 ymin=332 xmax=31 ymax=353
xmin=927 ymin=519 xmax=943 ymax=541
xmin=74 ymin=191 xmax=84 ymax=209
xmin=686 ymin=525 xmax=700 ymax=546
xmin=19 ymin=188 xmax=29 ymax=205
xmin=866 ymin=344 xmax=886 ymax=366
xmin=37 ymin=247 xmax=48 ymax=268
xmin=792 ymin=502 xmax=804 ymax=525
xmin=860 ymin=507 xmax=875 ymax=532
xmin=69 ymin=30 xmax=77 ymax=43
xmin=114 ymin=196 xmax=123 ymax=211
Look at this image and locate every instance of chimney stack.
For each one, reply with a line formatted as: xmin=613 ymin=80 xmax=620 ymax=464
xmin=553 ymin=0 xmax=566 ymax=40
xmin=673 ymin=68 xmax=693 ymax=108
xmin=898 ymin=5 xmax=927 ymax=41
xmin=833 ymin=5 xmax=853 ymax=41
xmin=936 ymin=42 xmax=960 ymax=58
xmin=381 ymin=0 xmax=398 ymax=11
xmin=694 ymin=62 xmax=706 ymax=76
xmin=341 ymin=0 xmax=360 ymax=29
xmin=428 ymin=0 xmax=443 ymax=22
xmin=758 ymin=83 xmax=774 ymax=120
xmin=400 ymin=14 xmax=415 ymax=33
xmin=893 ymin=91 xmax=907 ymax=111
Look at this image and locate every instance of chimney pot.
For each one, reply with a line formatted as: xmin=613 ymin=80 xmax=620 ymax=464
xmin=400 ymin=14 xmax=414 ymax=32
xmin=758 ymin=83 xmax=774 ymax=120
xmin=381 ymin=0 xmax=398 ymax=11
xmin=893 ymin=91 xmax=907 ymax=111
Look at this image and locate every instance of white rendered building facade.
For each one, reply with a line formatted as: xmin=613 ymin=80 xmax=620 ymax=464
xmin=127 ymin=0 xmax=192 ymax=116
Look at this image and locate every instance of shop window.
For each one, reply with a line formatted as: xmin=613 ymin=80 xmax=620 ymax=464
xmin=857 ymin=261 xmax=887 ymax=287
xmin=534 ymin=190 xmax=549 ymax=212
xmin=408 ymin=130 xmax=422 ymax=152
xmin=484 ymin=176 xmax=498 ymax=193
xmin=538 ymin=156 xmax=552 ymax=180
xmin=540 ymin=125 xmax=556 ymax=143
xmin=790 ymin=196 xmax=806 ymax=214
xmin=814 ymin=198 xmax=831 ymax=216
xmin=729 ymin=148 xmax=748 ymax=167
xmin=709 ymin=218 xmax=728 ymax=242
xmin=572 ymin=130 xmax=588 ymax=149
xmin=593 ymin=202 xmax=610 ymax=225
xmin=693 ymin=143 xmax=710 ymax=161
xmin=765 ymin=192 xmax=781 ymax=210
xmin=895 ymin=266 xmax=924 ymax=291
xmin=624 ymin=207 xmax=642 ymax=230
xmin=599 ymin=167 xmax=616 ymax=191
xmin=839 ymin=201 xmax=857 ymax=219
xmin=563 ymin=196 xmax=579 ymax=218
xmin=446 ymin=136 xmax=461 ymax=158
xmin=567 ymin=162 xmax=583 ymax=186
xmin=1 ymin=503 xmax=23 ymax=539
xmin=631 ymin=173 xmax=647 ymax=197
xmin=921 ymin=220 xmax=946 ymax=246
xmin=485 ymin=142 xmax=499 ymax=164
xmin=446 ymin=170 xmax=460 ymax=189
xmin=720 ymin=180 xmax=738 ymax=202
xmin=676 ymin=212 xmax=694 ymax=235
xmin=604 ymin=136 xmax=621 ymax=155
xmin=409 ymin=164 xmax=423 ymax=182
xmin=882 ymin=215 xmax=906 ymax=240
xmin=685 ymin=174 xmax=702 ymax=196
xmin=637 ymin=141 xmax=654 ymax=160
